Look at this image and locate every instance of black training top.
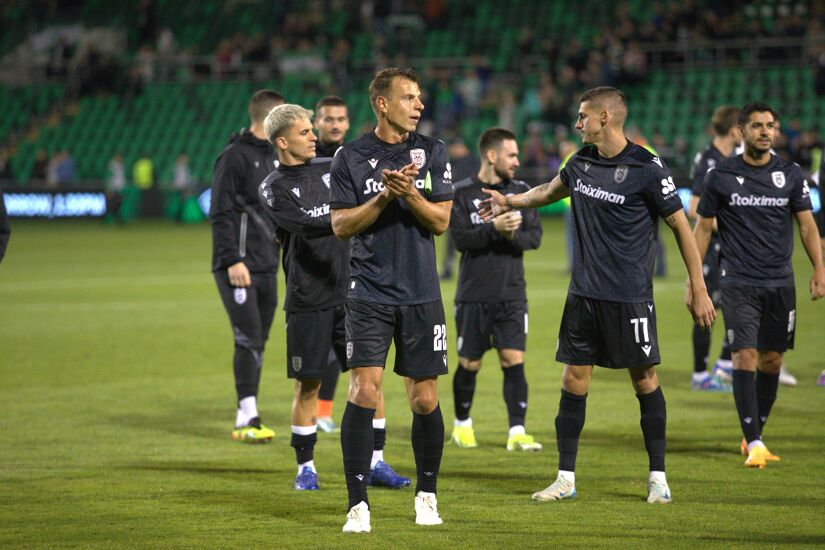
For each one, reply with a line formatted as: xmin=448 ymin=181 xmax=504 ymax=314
xmin=690 ymin=143 xmax=728 ymax=197
xmin=210 ymin=130 xmax=280 ymax=273
xmin=330 ymin=131 xmax=453 ymax=305
xmin=559 ymin=141 xmax=683 ymax=303
xmin=451 ymin=176 xmax=542 ymax=302
xmin=258 ymin=158 xmax=349 ymax=312
xmin=697 ymin=154 xmax=812 ymax=288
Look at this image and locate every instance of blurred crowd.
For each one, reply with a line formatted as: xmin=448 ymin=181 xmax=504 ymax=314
xmin=3 ymin=0 xmax=825 ymax=186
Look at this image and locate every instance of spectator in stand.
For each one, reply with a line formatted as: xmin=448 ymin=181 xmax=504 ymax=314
xmin=32 ymin=149 xmax=48 ymax=182
xmin=55 ymin=150 xmax=76 ymax=185
xmin=106 ymin=153 xmax=126 ymax=222
xmin=133 ymin=154 xmax=154 ymax=190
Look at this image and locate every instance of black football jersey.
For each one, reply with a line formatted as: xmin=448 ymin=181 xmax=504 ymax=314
xmin=259 ymin=158 xmax=349 ymax=312
xmin=330 ymin=131 xmax=453 ymax=305
xmin=451 ymin=176 xmax=542 ymax=302
xmin=690 ymin=143 xmax=729 ymax=197
xmin=697 ymin=155 xmax=812 ymax=287
xmin=559 ymin=141 xmax=683 ymax=302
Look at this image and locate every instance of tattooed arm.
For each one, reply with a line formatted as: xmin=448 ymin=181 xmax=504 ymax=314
xmin=478 ymin=175 xmax=569 ymax=221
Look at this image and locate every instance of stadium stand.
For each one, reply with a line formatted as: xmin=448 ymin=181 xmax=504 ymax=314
xmin=0 ymin=0 xmax=821 ymax=191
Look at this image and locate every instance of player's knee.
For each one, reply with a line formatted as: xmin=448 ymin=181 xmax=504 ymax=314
xmin=733 ymin=349 xmax=758 ymax=371
xmin=349 ymin=378 xmax=381 ymax=408
xmin=459 ymin=357 xmax=481 ymax=372
xmin=561 ymin=366 xmax=590 ymax=394
xmin=409 ymin=391 xmax=438 ymax=414
xmin=758 ymin=352 xmax=782 ymax=374
xmin=297 ymin=379 xmax=321 ymax=399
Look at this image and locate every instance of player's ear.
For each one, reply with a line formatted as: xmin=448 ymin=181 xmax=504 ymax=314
xmin=485 ymin=148 xmax=497 ymax=165
xmin=275 ymin=136 xmax=288 ymax=151
xmin=376 ymin=96 xmax=388 ymax=115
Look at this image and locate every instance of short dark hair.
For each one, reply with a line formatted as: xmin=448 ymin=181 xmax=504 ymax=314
xmin=710 ymin=105 xmax=740 ymax=136
xmin=316 ymin=95 xmax=347 ymax=111
xmin=369 ymin=67 xmax=418 ymax=114
xmin=579 ymin=86 xmax=627 ymax=108
xmin=249 ymin=90 xmax=285 ymax=124
xmin=738 ymin=102 xmax=778 ymax=126
xmin=478 ymin=128 xmax=517 ymax=156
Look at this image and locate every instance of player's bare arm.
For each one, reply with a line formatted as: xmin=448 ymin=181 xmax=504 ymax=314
xmin=664 ymin=209 xmax=716 ymax=328
xmin=795 ymin=209 xmax=825 ymax=300
xmin=382 ymin=163 xmax=452 ymax=235
xmin=331 ymin=189 xmax=397 ymax=239
xmin=478 ymin=175 xmax=569 ymax=222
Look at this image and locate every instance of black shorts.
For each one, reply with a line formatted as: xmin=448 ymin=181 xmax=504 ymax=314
xmin=556 ymin=294 xmax=660 ymax=369
xmin=214 ymin=270 xmax=277 ymax=351
xmin=721 ymin=286 xmax=796 ymax=352
xmin=703 ymin=234 xmax=723 ymax=308
xmin=286 ymin=304 xmax=347 ymax=379
xmin=455 ymin=301 xmax=527 ymax=359
xmin=345 ymin=299 xmax=449 ymax=378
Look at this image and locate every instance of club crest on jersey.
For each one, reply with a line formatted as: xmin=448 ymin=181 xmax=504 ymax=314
xmin=410 ymin=148 xmax=426 ymax=169
xmin=771 ymin=171 xmax=786 ymax=188
xmin=234 ymin=288 xmax=247 ymax=305
xmin=291 ymin=356 xmax=302 ymax=372
xmin=614 ymin=164 xmax=628 ymax=183
xmin=322 ymin=173 xmax=331 ymax=189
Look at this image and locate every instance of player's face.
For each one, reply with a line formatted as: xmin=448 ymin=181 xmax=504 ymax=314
xmin=279 ymin=117 xmax=317 ymax=162
xmin=382 ymin=77 xmax=424 ymax=134
xmin=315 ymin=105 xmax=349 ymax=145
xmin=575 ymin=101 xmax=602 ymax=144
xmin=741 ymin=111 xmax=775 ymax=154
xmin=492 ymin=139 xmax=520 ymax=180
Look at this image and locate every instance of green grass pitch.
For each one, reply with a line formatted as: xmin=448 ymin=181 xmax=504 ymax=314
xmin=1 ymin=218 xmax=824 ymax=549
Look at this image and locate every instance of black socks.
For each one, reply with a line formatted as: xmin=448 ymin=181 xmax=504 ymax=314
xmin=341 ymin=401 xmax=375 ymax=509
xmin=555 ymin=389 xmax=587 ymax=472
xmin=291 ymin=432 xmax=317 ymax=465
xmin=732 ymin=370 xmax=760 ymax=443
xmin=452 ymin=365 xmax=477 ymax=421
xmin=755 ymin=370 xmax=779 ymax=434
xmin=692 ymin=325 xmax=711 ymax=373
xmin=411 ymin=404 xmax=444 ymax=494
xmin=637 ymin=387 xmax=667 ymax=472
xmin=502 ymin=363 xmax=528 ymax=428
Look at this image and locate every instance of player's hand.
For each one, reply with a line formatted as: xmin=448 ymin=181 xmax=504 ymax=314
xmin=810 ymin=267 xmax=825 ymax=300
xmin=478 ymin=188 xmax=511 ymax=221
xmin=228 ymin=261 xmax=251 ymax=288
xmin=382 ymin=163 xmax=418 ymax=198
xmin=689 ymin=286 xmax=716 ymax=329
xmin=493 ymin=211 xmax=522 ymax=239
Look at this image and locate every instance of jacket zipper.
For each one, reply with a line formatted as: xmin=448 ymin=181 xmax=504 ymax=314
xmin=239 ymin=212 xmax=248 ymax=258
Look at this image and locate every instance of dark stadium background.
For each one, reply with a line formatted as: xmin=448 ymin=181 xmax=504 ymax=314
xmin=1 ymin=0 xmax=823 ymax=220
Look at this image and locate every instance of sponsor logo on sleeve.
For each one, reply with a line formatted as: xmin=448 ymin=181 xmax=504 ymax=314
xmin=651 ymin=157 xmax=663 ymax=168
xmin=661 ymin=176 xmax=676 ymax=196
xmin=291 ymin=356 xmax=302 ymax=372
